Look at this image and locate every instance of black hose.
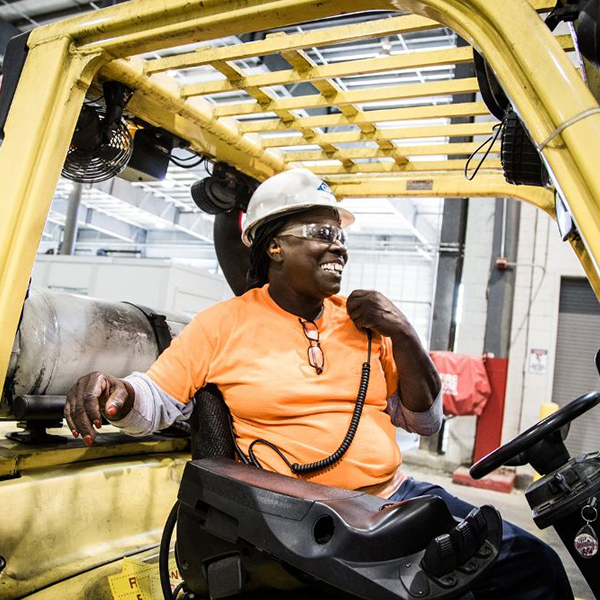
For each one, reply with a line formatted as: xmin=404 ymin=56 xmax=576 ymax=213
xmin=160 ymin=501 xmax=179 ymax=600
xmin=247 ymin=329 xmax=372 ymax=474
xmin=172 ymin=581 xmax=186 ymax=598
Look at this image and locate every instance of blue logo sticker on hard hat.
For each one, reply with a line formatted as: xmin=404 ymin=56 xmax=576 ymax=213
xmin=317 ymin=181 xmax=334 ymax=196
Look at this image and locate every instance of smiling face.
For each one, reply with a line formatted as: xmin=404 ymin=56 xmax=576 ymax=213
xmin=268 ymin=207 xmax=349 ymax=302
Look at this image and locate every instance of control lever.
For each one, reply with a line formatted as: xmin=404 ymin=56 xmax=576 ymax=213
xmin=421 ymin=507 xmax=489 ymax=578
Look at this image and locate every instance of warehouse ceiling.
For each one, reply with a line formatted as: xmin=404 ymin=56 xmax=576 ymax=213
xmin=0 ymin=0 xmax=564 ymax=260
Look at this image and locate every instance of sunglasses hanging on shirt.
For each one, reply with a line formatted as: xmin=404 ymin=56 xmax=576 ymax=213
xmin=299 ymin=318 xmax=324 ymax=374
xmin=245 ymin=323 xmax=372 ymax=475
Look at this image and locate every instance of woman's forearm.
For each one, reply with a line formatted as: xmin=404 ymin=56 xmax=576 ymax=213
xmin=390 ymin=331 xmax=441 ymax=413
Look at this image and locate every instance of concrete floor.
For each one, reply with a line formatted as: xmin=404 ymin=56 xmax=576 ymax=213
xmin=405 ymin=464 xmax=594 ymax=600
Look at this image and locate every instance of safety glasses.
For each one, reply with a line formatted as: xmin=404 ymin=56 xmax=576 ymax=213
xmin=299 ymin=318 xmax=324 ymax=375
xmin=278 ymin=223 xmax=348 ymax=248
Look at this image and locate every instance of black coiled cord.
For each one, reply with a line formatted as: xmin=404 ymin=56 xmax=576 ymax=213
xmin=247 ymin=329 xmax=372 ymax=475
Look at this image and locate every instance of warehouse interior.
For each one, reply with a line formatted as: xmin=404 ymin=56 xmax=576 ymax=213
xmin=1 ymin=1 xmax=600 ymax=598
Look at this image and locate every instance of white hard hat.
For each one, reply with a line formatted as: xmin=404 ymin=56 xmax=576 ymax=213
xmin=241 ymin=168 xmax=355 ymax=246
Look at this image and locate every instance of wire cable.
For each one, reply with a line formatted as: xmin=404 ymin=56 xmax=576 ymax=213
xmin=159 ymin=502 xmax=179 ymax=600
xmin=464 ymin=121 xmax=503 ymax=181
xmin=247 ymin=329 xmax=372 ymax=474
xmin=172 ymin=581 xmax=186 ymax=599
xmin=169 ymin=156 xmax=206 ymax=169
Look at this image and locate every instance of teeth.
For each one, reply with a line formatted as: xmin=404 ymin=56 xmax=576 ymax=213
xmin=320 ymin=262 xmax=343 ymax=274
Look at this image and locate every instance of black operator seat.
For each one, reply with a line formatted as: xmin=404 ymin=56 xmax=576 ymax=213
xmin=179 ymin=386 xmax=502 ymax=599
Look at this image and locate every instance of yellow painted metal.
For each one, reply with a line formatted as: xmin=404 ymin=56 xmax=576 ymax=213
xmin=45 ymin=1 xmax=437 ymax=59
xmin=22 ymin=546 xmax=164 ymax=600
xmin=0 ymin=450 xmax=186 ymax=599
xmin=100 ymin=57 xmax=283 ymax=181
xmin=182 ymin=46 xmax=475 ymax=97
xmin=279 ymin=46 xmax=366 ymax=165
xmin=181 ymin=36 xmax=570 ymax=98
xmin=213 ymin=77 xmax=481 ymax=117
xmin=411 ymin=0 xmax=600 ymax=291
xmin=261 ymin=122 xmax=495 ymax=148
xmin=329 ymin=174 xmax=555 ymax=214
xmin=2 ymin=6 xmax=600 ymax=600
xmin=145 ymin=13 xmax=439 ymax=74
xmin=0 ymin=0 xmax=598 ymax=396
xmin=207 ymin=44 xmax=349 ymax=165
xmin=283 ymin=142 xmax=501 ymax=162
xmin=529 ymin=0 xmax=559 ymax=8
xmin=311 ymin=159 xmax=501 ymax=174
xmin=0 ymin=37 xmax=104 ymax=395
xmin=582 ymin=56 xmax=600 ymax=106
xmin=237 ymin=102 xmax=491 ymax=133
xmin=1 ymin=4 xmax=600 ymax=600
xmin=570 ymin=237 xmax=600 ymax=299
xmin=0 ymin=426 xmax=188 ymax=478
xmin=556 ymin=33 xmax=575 ymax=51
xmin=141 ymin=0 xmax=557 ymax=74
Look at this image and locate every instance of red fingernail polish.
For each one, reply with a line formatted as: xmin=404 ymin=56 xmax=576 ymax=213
xmin=72 ymin=430 xmax=79 ymax=438
xmin=107 ymin=406 xmax=116 ymax=416
xmin=83 ymin=435 xmax=92 ymax=446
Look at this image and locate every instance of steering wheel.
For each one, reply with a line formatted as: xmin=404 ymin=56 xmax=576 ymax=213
xmin=470 ymin=391 xmax=600 ymax=479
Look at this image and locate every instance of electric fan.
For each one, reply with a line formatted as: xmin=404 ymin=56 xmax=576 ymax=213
xmin=62 ymin=81 xmax=134 ymax=184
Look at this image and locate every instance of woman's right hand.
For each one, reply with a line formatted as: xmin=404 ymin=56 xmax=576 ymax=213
xmin=64 ymin=372 xmax=134 ymax=446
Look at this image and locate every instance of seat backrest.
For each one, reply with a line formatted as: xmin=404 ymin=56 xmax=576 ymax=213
xmin=189 ymin=384 xmax=236 ymax=460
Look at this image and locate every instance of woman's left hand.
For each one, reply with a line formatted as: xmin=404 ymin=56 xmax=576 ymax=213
xmin=348 ymin=289 xmax=441 ymax=414
xmin=346 ymin=289 xmax=416 ymax=340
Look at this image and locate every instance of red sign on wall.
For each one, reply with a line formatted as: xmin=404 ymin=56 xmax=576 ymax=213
xmin=430 ymin=351 xmax=492 ymax=417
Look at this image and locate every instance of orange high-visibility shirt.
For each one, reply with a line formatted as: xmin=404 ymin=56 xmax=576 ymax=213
xmin=147 ymin=284 xmax=401 ymax=489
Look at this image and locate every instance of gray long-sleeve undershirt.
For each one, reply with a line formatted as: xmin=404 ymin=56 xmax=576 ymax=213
xmin=386 ymin=389 xmax=443 ymax=436
xmin=108 ymin=372 xmax=193 ymax=436
xmin=109 ymin=372 xmax=443 ymax=437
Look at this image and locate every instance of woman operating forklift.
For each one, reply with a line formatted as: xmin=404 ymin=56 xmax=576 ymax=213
xmin=65 ymin=168 xmax=571 ymax=599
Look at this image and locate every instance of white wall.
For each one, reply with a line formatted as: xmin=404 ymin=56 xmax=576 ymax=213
xmin=455 ymin=198 xmax=497 ymax=355
xmin=341 ymin=251 xmax=436 ymax=346
xmin=340 ymin=245 xmax=438 ymax=454
xmin=503 ymin=204 xmax=586 ymax=443
xmin=31 ymin=255 xmax=232 ymax=317
xmin=442 ymin=198 xmax=588 ymax=465
xmin=33 ymin=247 xmax=438 ymax=329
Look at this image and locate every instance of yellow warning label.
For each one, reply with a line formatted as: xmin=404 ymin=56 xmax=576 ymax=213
xmin=108 ymin=556 xmax=182 ymax=600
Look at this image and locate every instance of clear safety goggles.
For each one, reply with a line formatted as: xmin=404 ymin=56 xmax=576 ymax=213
xmin=277 ymin=223 xmax=348 ymax=247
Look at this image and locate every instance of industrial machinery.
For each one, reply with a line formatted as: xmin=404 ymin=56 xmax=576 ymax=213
xmin=471 ymin=387 xmax=600 ymax=595
xmin=0 ymin=286 xmax=505 ymax=600
xmin=3 ymin=285 xmax=600 ymax=599
xmin=0 ymin=289 xmax=192 ymax=598
xmin=1 ymin=0 xmax=600 ymax=599
xmin=2 ymin=287 xmax=189 ymax=441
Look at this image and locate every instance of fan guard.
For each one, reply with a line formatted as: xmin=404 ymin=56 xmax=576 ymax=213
xmin=62 ymin=106 xmax=133 ymax=184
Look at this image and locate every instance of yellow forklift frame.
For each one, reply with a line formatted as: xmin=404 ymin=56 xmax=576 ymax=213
xmin=0 ymin=1 xmax=599 ymax=596
xmin=2 ymin=0 xmax=600 ymax=394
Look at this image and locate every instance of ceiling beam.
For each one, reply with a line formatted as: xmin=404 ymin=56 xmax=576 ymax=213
xmin=93 ymin=178 xmax=214 ymax=241
xmin=49 ymin=199 xmax=146 ymax=243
